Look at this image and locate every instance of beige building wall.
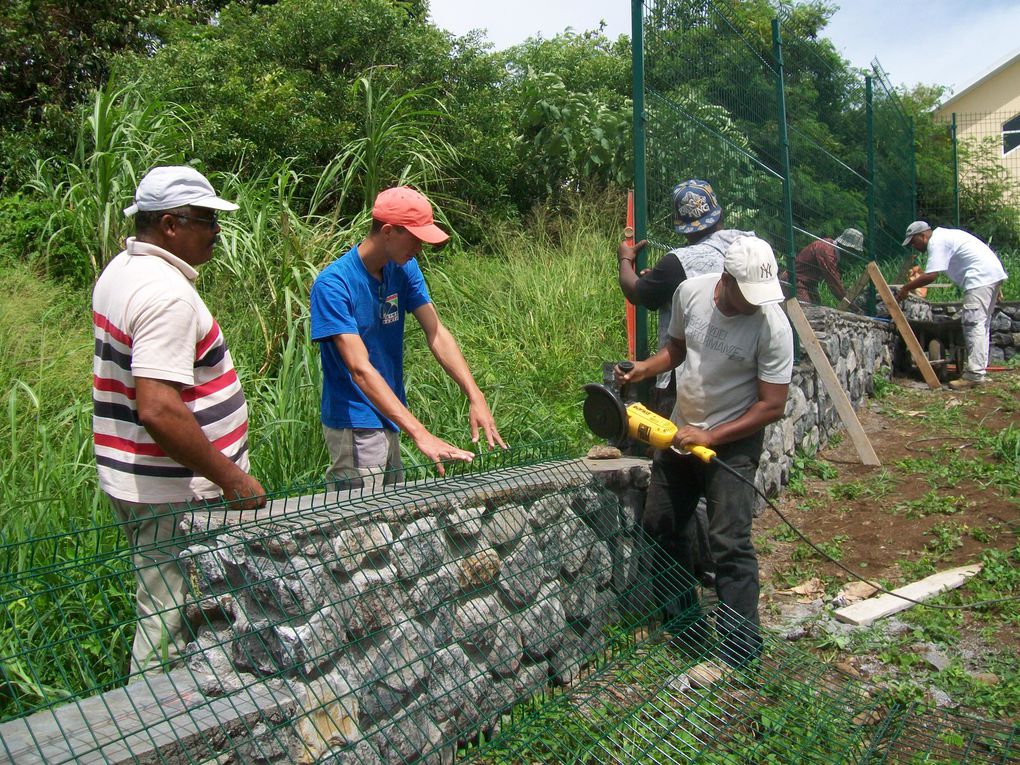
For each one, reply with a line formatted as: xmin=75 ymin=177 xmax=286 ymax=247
xmin=936 ymin=55 xmax=1020 ymax=195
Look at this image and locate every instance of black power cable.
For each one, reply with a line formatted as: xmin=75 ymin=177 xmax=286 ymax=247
xmin=704 ymin=453 xmax=1020 ymax=611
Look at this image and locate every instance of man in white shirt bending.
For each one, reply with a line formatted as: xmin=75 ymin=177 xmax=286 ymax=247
xmin=897 ymin=222 xmax=1008 ymax=390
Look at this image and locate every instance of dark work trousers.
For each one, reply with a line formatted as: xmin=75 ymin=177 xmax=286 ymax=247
xmin=648 ymin=381 xmax=716 ymax=587
xmin=643 ymin=431 xmax=764 ymax=666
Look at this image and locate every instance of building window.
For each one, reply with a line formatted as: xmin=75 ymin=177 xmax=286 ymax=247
xmin=1004 ymin=113 xmax=1020 ymax=155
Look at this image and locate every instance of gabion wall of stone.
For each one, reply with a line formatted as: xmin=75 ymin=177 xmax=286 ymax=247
xmin=929 ymin=300 xmax=1020 ymax=363
xmin=756 ymin=307 xmax=897 ymax=503
xmin=176 ymin=460 xmax=649 ymax=764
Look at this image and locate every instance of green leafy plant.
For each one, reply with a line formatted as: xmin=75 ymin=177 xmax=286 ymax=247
xmin=925 ymin=521 xmax=966 ymax=557
xmin=893 ymin=489 xmax=971 ymax=518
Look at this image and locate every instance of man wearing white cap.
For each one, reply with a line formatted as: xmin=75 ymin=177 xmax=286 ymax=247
xmin=93 ymin=165 xmax=265 ymax=674
xmin=310 ymin=186 xmax=505 ymax=489
xmin=617 ymin=236 xmax=793 ymax=672
xmin=897 ymin=221 xmax=1007 ymax=390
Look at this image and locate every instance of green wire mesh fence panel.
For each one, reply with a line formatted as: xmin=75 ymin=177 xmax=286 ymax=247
xmin=636 ymin=0 xmax=918 ymax=316
xmin=779 ymin=13 xmax=873 ymax=303
xmin=926 ymin=109 xmax=1020 ymax=251
xmin=641 ymin=0 xmax=789 ymax=254
xmin=460 ymin=603 xmax=1019 ymax=764
xmin=0 ymin=444 xmax=693 ymax=763
xmin=870 ymin=61 xmax=918 ymax=284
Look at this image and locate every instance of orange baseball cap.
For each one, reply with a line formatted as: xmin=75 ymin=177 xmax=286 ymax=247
xmin=372 ymin=187 xmax=449 ymax=245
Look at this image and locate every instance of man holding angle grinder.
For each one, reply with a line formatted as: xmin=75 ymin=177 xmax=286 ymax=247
xmin=616 ymin=235 xmax=793 ymax=674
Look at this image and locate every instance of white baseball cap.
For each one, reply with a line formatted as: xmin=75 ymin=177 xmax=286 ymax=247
xmin=124 ymin=166 xmax=239 ymax=216
xmin=901 ymin=220 xmax=931 ymax=246
xmin=724 ymin=236 xmax=785 ymax=306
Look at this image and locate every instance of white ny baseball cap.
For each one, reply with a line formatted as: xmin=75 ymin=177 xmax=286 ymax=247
xmin=124 ymin=166 xmax=239 ymax=216
xmin=724 ymin=236 xmax=785 ymax=306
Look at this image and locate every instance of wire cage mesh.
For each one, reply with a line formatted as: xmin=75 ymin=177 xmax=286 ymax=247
xmin=1 ymin=439 xmax=1016 ymax=764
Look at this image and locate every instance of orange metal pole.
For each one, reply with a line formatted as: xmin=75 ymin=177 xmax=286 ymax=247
xmin=625 ymin=190 xmax=637 ymax=361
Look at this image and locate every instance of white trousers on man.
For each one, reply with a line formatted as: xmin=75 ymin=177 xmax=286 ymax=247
xmin=960 ymin=282 xmax=1003 ymax=381
xmin=108 ymin=496 xmax=191 ymax=676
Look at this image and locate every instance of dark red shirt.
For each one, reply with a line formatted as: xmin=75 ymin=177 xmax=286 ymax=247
xmin=794 ymin=238 xmax=846 ymax=302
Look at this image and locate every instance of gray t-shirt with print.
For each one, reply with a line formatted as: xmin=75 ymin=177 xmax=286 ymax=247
xmin=652 ymin=228 xmax=753 ymax=389
xmin=667 ymin=273 xmax=793 ymax=429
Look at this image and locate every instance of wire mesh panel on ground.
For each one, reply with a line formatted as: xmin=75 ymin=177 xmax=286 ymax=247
xmin=462 ymin=610 xmax=1019 ymax=764
xmin=635 ymin=0 xmax=917 ymax=326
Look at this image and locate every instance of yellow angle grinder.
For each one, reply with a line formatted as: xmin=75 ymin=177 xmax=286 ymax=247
xmin=583 ymin=362 xmax=716 ymax=463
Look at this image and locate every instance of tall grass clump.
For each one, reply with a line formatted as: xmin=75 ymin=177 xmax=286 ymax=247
xmin=403 ymin=194 xmax=628 ymax=454
xmin=27 ymin=80 xmax=192 ymax=283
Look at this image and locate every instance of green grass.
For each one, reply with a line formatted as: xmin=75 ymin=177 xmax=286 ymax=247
xmin=881 ymin=543 xmax=1020 ymax=719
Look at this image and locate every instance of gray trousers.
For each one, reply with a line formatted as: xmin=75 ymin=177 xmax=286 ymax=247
xmin=323 ymin=426 xmax=403 ymax=492
xmin=960 ymin=282 xmax=1003 ymax=381
xmin=108 ymin=495 xmax=192 ymax=676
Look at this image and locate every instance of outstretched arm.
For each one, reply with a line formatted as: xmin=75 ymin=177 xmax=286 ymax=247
xmin=617 ymin=239 xmax=647 ymax=304
xmin=896 ymin=270 xmax=938 ymax=302
xmin=332 ymin=332 xmax=475 ymax=474
xmin=618 ymin=240 xmax=686 ymax=309
xmin=412 ymin=303 xmax=507 ymax=450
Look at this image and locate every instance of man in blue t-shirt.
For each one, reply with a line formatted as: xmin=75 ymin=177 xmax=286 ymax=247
xmin=310 ymin=186 xmax=505 ymax=488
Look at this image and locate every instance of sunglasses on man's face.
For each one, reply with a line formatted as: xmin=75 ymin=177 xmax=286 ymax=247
xmin=174 ymin=213 xmax=219 ymax=230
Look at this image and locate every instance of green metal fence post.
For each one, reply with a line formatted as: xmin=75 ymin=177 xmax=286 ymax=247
xmin=771 ymin=18 xmax=798 ymax=358
xmin=909 ymin=116 xmax=917 ymax=219
xmin=631 ymin=0 xmax=649 ymax=362
xmin=865 ymin=75 xmax=877 ymax=316
xmin=951 ymin=112 xmax=960 ymax=227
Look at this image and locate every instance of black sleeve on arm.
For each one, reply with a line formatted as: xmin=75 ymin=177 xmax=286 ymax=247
xmin=633 ymin=255 xmax=687 ymax=309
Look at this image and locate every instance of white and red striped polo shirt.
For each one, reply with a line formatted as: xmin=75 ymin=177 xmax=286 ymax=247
xmin=92 ymin=238 xmax=250 ymax=503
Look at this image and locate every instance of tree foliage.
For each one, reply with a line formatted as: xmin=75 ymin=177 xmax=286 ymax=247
xmin=1 ymin=0 xmax=1010 ymax=260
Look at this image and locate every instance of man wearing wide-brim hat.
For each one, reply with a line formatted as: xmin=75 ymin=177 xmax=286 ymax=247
xmin=786 ymin=228 xmax=863 ymax=306
xmin=897 ymin=221 xmax=1007 ymax=390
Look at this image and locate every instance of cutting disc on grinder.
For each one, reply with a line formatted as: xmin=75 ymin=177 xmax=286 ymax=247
xmin=582 ymin=384 xmax=627 ymax=442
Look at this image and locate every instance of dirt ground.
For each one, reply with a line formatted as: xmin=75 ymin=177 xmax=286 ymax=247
xmin=756 ymin=369 xmax=1020 ymax=651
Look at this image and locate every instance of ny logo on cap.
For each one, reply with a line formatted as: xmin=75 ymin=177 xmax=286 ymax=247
xmin=760 ymin=262 xmax=773 ymax=279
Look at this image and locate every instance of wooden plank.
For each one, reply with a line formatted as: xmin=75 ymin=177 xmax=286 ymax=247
xmin=866 ymin=262 xmax=942 ymax=390
xmin=833 ymin=565 xmax=982 ymax=626
xmin=839 ymin=268 xmax=873 ymax=310
xmin=784 ymin=298 xmax=880 ymax=467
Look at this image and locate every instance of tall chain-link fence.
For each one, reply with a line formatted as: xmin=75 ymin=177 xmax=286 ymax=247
xmin=631 ymin=0 xmax=917 ymax=354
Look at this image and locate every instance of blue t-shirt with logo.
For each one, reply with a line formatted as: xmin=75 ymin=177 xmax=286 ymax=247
xmin=310 ymin=245 xmax=431 ymax=430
